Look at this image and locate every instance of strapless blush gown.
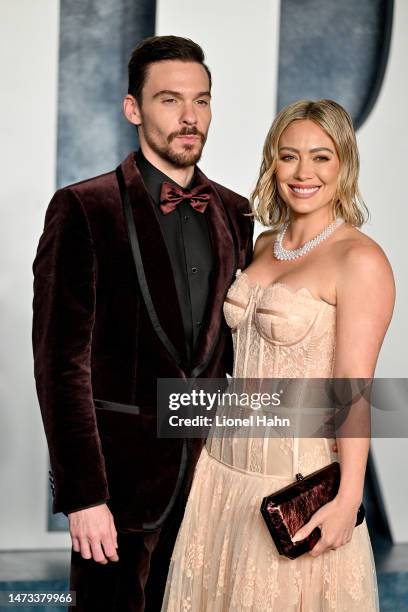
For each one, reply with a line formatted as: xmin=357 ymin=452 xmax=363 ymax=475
xmin=162 ymin=270 xmax=379 ymax=611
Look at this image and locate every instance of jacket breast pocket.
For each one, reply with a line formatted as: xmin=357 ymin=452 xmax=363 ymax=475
xmin=94 ymin=399 xmax=140 ymax=415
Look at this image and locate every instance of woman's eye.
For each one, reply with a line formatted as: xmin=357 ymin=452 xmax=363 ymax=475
xmin=315 ymin=156 xmax=330 ymax=161
xmin=280 ymin=155 xmax=295 ymax=161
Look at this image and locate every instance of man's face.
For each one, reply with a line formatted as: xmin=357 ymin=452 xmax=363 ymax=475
xmin=135 ymin=60 xmax=212 ymax=168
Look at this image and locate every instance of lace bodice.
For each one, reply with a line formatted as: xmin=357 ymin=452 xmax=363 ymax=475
xmin=206 ymin=270 xmax=338 ymax=478
xmin=224 ymin=270 xmax=336 ymax=378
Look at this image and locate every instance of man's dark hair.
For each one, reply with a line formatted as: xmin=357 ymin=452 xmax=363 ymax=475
xmin=128 ymin=35 xmax=212 ymax=104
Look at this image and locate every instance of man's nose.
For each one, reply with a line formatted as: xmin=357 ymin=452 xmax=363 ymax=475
xmin=180 ymin=102 xmax=198 ymax=125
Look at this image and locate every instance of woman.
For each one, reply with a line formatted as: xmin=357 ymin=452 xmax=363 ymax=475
xmin=162 ymin=99 xmax=394 ymax=611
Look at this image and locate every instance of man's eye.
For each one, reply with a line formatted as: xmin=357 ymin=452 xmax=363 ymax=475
xmin=162 ymin=98 xmax=177 ymax=104
xmin=196 ymin=99 xmax=209 ymax=106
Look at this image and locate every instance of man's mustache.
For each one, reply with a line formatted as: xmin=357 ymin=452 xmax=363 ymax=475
xmin=168 ymin=127 xmax=206 ymax=143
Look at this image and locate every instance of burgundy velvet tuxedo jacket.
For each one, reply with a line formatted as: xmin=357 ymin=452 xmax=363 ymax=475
xmin=32 ymin=152 xmax=253 ymax=531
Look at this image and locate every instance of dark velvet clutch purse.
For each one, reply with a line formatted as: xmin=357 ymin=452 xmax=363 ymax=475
xmin=260 ymin=461 xmax=365 ymax=559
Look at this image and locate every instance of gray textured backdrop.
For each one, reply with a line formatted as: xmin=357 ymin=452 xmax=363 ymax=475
xmin=277 ymin=0 xmax=393 ymax=127
xmin=57 ymin=0 xmax=155 ymax=188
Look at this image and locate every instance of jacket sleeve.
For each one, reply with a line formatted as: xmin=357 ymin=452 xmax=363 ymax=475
xmin=32 ymin=188 xmax=109 ymax=514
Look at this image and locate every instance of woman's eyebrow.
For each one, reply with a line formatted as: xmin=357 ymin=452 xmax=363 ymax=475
xmin=278 ymin=145 xmax=334 ymax=154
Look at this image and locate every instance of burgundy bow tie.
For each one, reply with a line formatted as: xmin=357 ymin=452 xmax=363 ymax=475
xmin=159 ymin=182 xmax=211 ymax=215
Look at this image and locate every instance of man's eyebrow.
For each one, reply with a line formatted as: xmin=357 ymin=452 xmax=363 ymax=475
xmin=278 ymin=145 xmax=335 ymax=154
xmin=152 ymin=90 xmax=182 ymax=99
xmin=152 ymin=90 xmax=212 ymax=99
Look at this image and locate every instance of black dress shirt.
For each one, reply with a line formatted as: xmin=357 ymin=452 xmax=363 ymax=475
xmin=135 ymin=150 xmax=214 ymax=363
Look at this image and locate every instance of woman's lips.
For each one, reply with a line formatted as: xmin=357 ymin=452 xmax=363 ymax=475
xmin=288 ymin=184 xmax=321 ymax=198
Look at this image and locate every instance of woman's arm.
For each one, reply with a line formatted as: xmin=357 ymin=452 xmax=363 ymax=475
xmin=334 ymin=241 xmax=394 ymax=508
xmin=292 ymin=239 xmax=395 ymax=554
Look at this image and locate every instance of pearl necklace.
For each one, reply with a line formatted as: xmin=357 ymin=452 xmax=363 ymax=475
xmin=274 ymin=218 xmax=344 ymax=261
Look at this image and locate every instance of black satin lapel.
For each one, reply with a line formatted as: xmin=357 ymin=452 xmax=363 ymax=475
xmin=118 ymin=153 xmax=187 ymax=369
xmin=191 ymin=176 xmax=237 ymax=376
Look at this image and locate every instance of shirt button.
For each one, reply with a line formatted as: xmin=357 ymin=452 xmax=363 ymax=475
xmin=183 ymin=215 xmax=189 ymax=222
xmin=196 ymin=321 xmax=202 ymax=327
xmin=191 ymin=267 xmax=198 ymax=274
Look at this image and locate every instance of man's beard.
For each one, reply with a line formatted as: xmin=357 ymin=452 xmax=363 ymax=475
xmin=143 ymin=126 xmax=207 ymax=168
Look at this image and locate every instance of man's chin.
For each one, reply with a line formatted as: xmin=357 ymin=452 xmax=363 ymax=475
xmin=167 ymin=145 xmax=203 ymax=168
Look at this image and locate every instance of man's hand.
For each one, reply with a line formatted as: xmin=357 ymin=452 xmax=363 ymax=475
xmin=68 ymin=504 xmax=119 ymax=564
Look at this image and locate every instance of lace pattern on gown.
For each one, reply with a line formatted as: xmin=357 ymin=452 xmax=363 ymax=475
xmin=162 ymin=271 xmax=379 ymax=611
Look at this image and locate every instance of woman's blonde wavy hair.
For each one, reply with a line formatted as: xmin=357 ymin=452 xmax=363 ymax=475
xmin=251 ymin=99 xmax=368 ymax=228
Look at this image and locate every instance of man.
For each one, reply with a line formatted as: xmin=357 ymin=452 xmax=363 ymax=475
xmin=33 ymin=35 xmax=253 ymax=611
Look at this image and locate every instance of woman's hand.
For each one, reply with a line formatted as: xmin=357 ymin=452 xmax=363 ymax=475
xmin=291 ymin=496 xmax=361 ymax=557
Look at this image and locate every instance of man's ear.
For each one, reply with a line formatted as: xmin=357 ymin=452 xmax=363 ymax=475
xmin=123 ymin=94 xmax=142 ymax=126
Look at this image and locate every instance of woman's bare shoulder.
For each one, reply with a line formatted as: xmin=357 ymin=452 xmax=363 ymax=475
xmin=335 ymin=225 xmax=394 ymax=291
xmin=253 ymin=229 xmax=277 ymax=259
xmin=336 ymin=225 xmax=388 ymax=258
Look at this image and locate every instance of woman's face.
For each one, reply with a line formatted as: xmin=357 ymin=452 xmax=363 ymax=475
xmin=276 ymin=119 xmax=340 ymax=217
